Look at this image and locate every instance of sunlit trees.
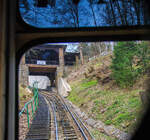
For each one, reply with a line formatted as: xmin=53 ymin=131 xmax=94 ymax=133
xmin=111 ymin=41 xmax=150 ymax=88
xmin=78 ymin=42 xmax=112 ymax=61
xmin=111 ymin=42 xmax=138 ymax=87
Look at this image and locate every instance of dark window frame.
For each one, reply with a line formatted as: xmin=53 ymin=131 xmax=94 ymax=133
xmin=14 ymin=1 xmax=150 ymax=140
xmin=16 ymin=0 xmax=150 ymax=37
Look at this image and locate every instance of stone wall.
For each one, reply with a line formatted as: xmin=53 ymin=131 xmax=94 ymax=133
xmin=19 ymin=55 xmax=29 ymax=86
xmin=57 ymin=78 xmax=71 ymax=97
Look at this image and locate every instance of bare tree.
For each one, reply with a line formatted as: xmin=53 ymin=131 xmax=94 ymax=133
xmin=20 ymin=0 xmax=150 ymax=27
xmin=99 ymin=0 xmax=149 ymax=26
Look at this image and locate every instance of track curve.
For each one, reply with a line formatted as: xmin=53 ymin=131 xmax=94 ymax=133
xmin=24 ymin=90 xmax=94 ymax=140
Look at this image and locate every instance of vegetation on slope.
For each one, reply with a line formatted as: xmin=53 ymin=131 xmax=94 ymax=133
xmin=67 ymin=41 xmax=150 ymax=137
xmin=19 ymin=84 xmax=33 ymax=110
xmin=19 ymin=86 xmax=33 ymax=140
xmin=68 ymin=77 xmax=143 ymax=133
xmin=111 ymin=41 xmax=150 ymax=88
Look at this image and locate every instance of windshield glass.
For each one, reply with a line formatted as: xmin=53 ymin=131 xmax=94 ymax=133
xmin=19 ymin=0 xmax=150 ymax=28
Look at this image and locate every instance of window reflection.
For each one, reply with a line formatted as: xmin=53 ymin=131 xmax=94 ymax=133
xmin=19 ymin=0 xmax=150 ymax=28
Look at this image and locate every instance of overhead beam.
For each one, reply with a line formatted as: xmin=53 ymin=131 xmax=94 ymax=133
xmin=16 ymin=27 xmax=150 ymax=52
xmin=28 ymin=65 xmax=56 ymax=73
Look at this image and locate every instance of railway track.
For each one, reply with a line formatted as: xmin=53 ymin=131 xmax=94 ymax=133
xmin=25 ymin=90 xmax=94 ymax=140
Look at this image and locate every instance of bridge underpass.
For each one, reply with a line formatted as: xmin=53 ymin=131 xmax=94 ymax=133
xmin=19 ymin=44 xmax=81 ymax=90
xmin=28 ymin=65 xmax=57 ymax=89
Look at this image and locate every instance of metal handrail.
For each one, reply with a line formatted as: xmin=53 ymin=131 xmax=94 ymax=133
xmin=19 ymin=81 xmax=39 ymax=128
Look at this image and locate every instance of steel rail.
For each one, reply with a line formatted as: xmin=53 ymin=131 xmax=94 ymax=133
xmin=43 ymin=93 xmax=79 ymax=139
xmin=67 ymin=106 xmax=88 ymax=140
xmin=71 ymin=108 xmax=95 ymax=140
xmin=49 ymin=93 xmax=89 ymax=140
xmin=50 ymin=101 xmax=59 ymax=140
xmin=60 ymin=95 xmax=94 ymax=139
xmin=59 ymin=97 xmax=88 ymax=140
xmin=42 ymin=91 xmax=93 ymax=140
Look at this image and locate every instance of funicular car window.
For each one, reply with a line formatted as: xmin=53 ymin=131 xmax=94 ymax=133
xmin=19 ymin=0 xmax=150 ymax=28
xmin=17 ymin=1 xmax=150 ymax=140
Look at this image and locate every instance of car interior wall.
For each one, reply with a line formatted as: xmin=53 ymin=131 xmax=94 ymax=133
xmin=2 ymin=0 xmax=17 ymax=140
xmin=0 ymin=0 xmax=6 ymax=139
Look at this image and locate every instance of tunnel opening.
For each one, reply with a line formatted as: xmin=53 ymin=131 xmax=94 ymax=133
xmin=28 ymin=68 xmax=57 ymax=89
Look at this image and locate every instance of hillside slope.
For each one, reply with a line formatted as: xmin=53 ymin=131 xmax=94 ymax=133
xmin=67 ymin=54 xmax=146 ymax=139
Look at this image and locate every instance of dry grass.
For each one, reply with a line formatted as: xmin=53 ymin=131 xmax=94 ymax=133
xmin=67 ymin=54 xmax=145 ymax=134
xmin=19 ymin=84 xmax=33 ymax=110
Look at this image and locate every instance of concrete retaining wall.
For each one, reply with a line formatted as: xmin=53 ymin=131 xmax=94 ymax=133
xmin=57 ymin=78 xmax=71 ymax=97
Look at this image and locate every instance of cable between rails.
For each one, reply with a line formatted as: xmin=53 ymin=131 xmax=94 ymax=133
xmin=50 ymin=101 xmax=59 ymax=140
xmin=42 ymin=91 xmax=94 ymax=140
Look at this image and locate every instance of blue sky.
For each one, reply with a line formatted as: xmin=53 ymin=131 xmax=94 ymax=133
xmin=19 ymin=0 xmax=109 ymax=28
